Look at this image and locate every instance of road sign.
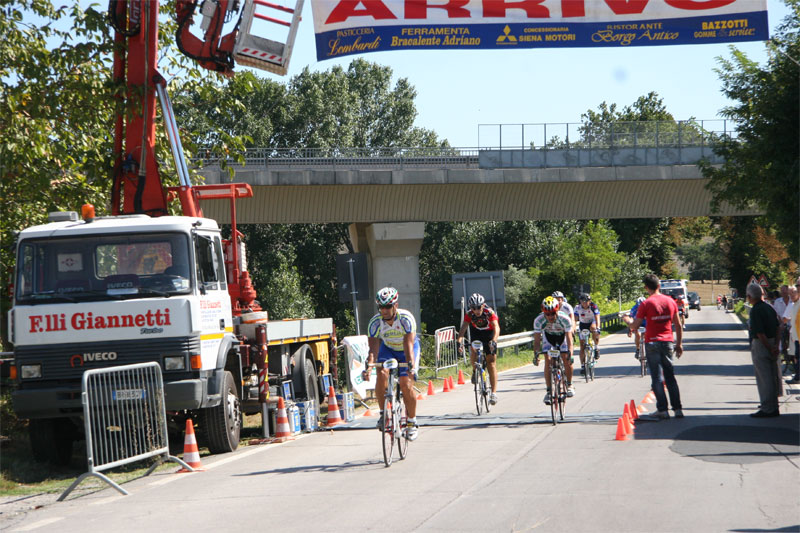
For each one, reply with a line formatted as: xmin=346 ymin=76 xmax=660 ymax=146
xmin=748 ymin=275 xmax=758 ymax=286
xmin=758 ymin=274 xmax=769 ymax=288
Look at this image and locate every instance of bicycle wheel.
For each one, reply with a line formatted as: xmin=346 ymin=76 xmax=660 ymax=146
xmin=381 ymin=396 xmax=394 ymax=467
xmin=482 ymin=369 xmax=491 ymax=414
xmin=396 ymin=391 xmax=408 ymax=460
xmin=588 ymin=358 xmax=595 ymax=381
xmin=640 ymin=353 xmax=647 ymax=377
xmin=474 ymin=366 xmax=484 ymax=416
xmin=558 ymin=373 xmax=567 ymax=421
xmin=583 ymin=353 xmax=590 ymax=383
xmin=550 ymin=371 xmax=559 ymax=426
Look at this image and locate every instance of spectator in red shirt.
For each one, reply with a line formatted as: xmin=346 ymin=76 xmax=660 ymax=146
xmin=623 ymin=273 xmax=684 ymax=420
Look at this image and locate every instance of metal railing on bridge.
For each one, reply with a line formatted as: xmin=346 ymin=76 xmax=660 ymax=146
xmin=191 ymin=119 xmax=734 ymax=171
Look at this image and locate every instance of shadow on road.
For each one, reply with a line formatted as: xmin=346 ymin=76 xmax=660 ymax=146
xmin=633 ymin=413 xmax=799 ymax=464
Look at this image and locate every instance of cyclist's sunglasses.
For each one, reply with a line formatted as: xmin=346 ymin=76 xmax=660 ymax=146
xmin=543 ymin=311 xmax=556 ymax=316
xmin=379 ymin=304 xmax=394 ymax=310
xmin=469 ymin=305 xmax=483 ymax=311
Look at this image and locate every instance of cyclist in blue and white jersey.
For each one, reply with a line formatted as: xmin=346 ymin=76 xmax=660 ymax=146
xmin=628 ymin=296 xmax=647 ymax=360
xmin=364 ymin=287 xmax=420 ymax=441
xmin=533 ymin=296 xmax=575 ymax=405
xmin=575 ymin=292 xmax=601 ymax=373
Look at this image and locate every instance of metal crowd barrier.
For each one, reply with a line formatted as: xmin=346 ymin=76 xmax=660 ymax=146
xmin=433 ymin=326 xmax=464 ymax=377
xmin=59 ymin=362 xmax=192 ymax=501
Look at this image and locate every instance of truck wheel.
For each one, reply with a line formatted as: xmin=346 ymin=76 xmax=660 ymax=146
xmin=292 ymin=349 xmax=320 ymax=419
xmin=202 ymin=371 xmax=241 ymax=454
xmin=30 ymin=418 xmax=74 ymax=466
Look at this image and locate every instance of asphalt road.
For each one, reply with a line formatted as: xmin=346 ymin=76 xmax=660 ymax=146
xmin=2 ymin=307 xmax=799 ymax=532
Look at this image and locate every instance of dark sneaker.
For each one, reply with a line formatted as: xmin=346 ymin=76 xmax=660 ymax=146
xmin=579 ymin=366 xmax=585 ymax=375
xmin=634 ymin=349 xmax=640 ymax=360
xmin=533 ymin=355 xmax=540 ymax=366
xmin=750 ymin=410 xmax=779 ymax=418
xmin=674 ymin=409 xmax=684 ymax=418
xmin=543 ymin=391 xmax=552 ymax=405
xmin=594 ymin=348 xmax=600 ymax=360
xmin=471 ymin=372 xmax=478 ymax=384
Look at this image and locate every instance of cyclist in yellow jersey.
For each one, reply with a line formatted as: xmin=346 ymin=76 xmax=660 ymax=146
xmin=363 ymin=287 xmax=420 ymax=441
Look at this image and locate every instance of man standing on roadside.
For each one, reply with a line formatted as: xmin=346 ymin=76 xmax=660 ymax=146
xmin=781 ymin=285 xmax=800 ymax=384
xmin=746 ymin=283 xmax=783 ymax=417
xmin=623 ymin=273 xmax=684 ymax=420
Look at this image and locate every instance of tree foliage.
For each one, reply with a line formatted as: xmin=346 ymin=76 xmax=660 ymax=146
xmin=702 ymin=1 xmax=800 ymax=257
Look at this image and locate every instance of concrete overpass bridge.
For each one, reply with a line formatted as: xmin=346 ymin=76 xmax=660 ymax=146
xmin=194 ymin=120 xmax=759 ymax=327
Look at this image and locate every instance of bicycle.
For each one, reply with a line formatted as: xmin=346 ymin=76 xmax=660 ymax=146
xmin=375 ymin=358 xmax=410 ymax=467
xmin=637 ymin=327 xmax=647 ymax=377
xmin=542 ymin=349 xmax=567 ymax=425
xmin=579 ymin=329 xmax=596 ymax=382
xmin=470 ymin=340 xmax=491 ymax=415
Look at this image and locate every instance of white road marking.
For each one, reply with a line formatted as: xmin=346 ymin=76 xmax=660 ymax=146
xmin=11 ymin=517 xmax=64 ymax=531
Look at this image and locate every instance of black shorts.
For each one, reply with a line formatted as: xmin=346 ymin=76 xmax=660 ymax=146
xmin=578 ymin=322 xmax=596 ymax=331
xmin=469 ymin=329 xmax=495 ymax=355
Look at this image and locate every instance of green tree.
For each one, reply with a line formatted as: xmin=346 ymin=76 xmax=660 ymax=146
xmin=719 ymin=217 xmax=786 ymax=295
xmin=702 ymin=1 xmax=800 ymax=258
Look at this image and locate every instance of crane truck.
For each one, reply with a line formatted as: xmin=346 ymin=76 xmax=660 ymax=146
xmin=7 ymin=0 xmax=325 ymax=465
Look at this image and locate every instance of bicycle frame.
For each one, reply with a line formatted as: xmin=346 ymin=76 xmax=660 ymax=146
xmin=471 ymin=340 xmax=490 ymax=415
xmin=380 ymin=358 xmax=408 ymax=467
xmin=638 ymin=327 xmax=647 ymax=377
xmin=545 ymin=349 xmax=566 ymax=425
xmin=579 ymin=329 xmax=595 ymax=382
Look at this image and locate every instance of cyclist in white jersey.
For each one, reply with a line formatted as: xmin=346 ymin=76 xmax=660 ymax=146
xmin=364 ymin=287 xmax=420 ymax=441
xmin=533 ymin=296 xmax=575 ymax=404
xmin=575 ymin=292 xmax=601 ymax=373
xmin=552 ymin=291 xmax=575 ymax=334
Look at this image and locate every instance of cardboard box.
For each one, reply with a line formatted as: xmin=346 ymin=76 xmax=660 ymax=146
xmin=336 ymin=392 xmax=355 ymax=422
xmin=296 ymin=401 xmax=318 ymax=432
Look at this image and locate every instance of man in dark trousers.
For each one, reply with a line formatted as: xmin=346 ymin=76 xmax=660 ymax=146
xmin=746 ymin=283 xmax=782 ymax=417
xmin=623 ymin=273 xmax=684 ymax=420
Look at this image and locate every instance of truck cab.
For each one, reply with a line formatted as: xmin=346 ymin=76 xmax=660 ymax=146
xmin=9 ymin=212 xmax=240 ymax=463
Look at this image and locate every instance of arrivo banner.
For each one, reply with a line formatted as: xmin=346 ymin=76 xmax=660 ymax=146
xmin=311 ymin=0 xmax=768 ymax=60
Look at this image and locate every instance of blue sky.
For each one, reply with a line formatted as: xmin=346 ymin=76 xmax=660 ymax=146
xmin=27 ymin=1 xmax=792 ymax=148
xmin=271 ymin=0 xmax=792 ymax=147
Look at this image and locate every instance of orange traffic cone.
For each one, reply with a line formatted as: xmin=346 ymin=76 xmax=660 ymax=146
xmin=623 ymin=403 xmax=632 ymax=420
xmin=623 ymin=412 xmax=634 ymax=434
xmin=637 ymin=403 xmax=647 ymax=414
xmin=629 ymin=400 xmax=639 ymax=421
xmin=443 ymin=378 xmax=451 ymax=392
xmin=615 ymin=417 xmax=629 ymax=441
xmin=178 ymin=419 xmax=205 ymax=472
xmin=325 ymin=386 xmax=343 ymax=427
xmin=448 ymin=375 xmax=456 ymax=389
xmin=363 ymin=407 xmax=375 ymax=417
xmin=457 ymin=369 xmax=466 ymax=385
xmin=643 ymin=391 xmax=655 ymax=404
xmin=427 ymin=380 xmax=436 ymax=396
xmin=273 ymin=397 xmax=295 ymax=442
xmin=416 ymin=391 xmax=425 ymax=400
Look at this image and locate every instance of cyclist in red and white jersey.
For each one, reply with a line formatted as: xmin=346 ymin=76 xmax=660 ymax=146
xmin=533 ymin=296 xmax=575 ymax=405
xmin=457 ymin=293 xmax=501 ymax=405
xmin=575 ymin=293 xmax=601 ymax=374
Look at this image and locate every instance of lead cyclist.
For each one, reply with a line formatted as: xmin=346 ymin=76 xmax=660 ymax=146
xmin=363 ymin=287 xmax=421 ymax=441
xmin=533 ymin=296 xmax=575 ymax=405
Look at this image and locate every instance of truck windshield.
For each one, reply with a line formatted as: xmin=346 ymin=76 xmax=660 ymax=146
xmin=15 ymin=232 xmax=192 ymax=304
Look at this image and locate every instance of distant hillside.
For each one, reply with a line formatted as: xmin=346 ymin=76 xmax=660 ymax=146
xmin=687 ymin=280 xmax=733 ymax=305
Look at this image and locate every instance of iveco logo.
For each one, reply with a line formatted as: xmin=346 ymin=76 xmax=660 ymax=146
xmin=70 ymin=352 xmax=118 ymax=367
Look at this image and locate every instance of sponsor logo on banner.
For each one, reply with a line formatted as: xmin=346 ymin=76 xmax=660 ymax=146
xmin=311 ymin=0 xmax=767 ymax=60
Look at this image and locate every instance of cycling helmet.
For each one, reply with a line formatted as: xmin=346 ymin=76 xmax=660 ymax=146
xmin=552 ymin=291 xmax=565 ymax=299
xmin=376 ymin=287 xmax=398 ymax=306
xmin=636 ymin=296 xmax=646 ymax=304
xmin=542 ymin=296 xmax=560 ymax=313
xmin=468 ymin=293 xmax=485 ymax=308
xmin=579 ymin=292 xmax=591 ymax=303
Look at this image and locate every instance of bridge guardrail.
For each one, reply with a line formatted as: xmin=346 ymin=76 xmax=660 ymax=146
xmin=190 ymin=119 xmax=734 ymax=170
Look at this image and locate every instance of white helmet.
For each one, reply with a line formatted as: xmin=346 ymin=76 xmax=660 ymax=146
xmin=468 ymin=293 xmax=485 ymax=309
xmin=636 ymin=296 xmax=646 ymax=304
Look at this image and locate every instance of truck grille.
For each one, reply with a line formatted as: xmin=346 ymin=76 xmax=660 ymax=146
xmin=14 ymin=336 xmax=200 ymax=382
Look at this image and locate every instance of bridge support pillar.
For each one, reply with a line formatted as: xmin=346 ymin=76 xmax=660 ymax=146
xmin=349 ymin=222 xmax=424 ymax=333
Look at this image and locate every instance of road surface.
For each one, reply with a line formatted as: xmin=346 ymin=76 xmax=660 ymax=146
xmin=2 ymin=307 xmax=798 ymax=532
